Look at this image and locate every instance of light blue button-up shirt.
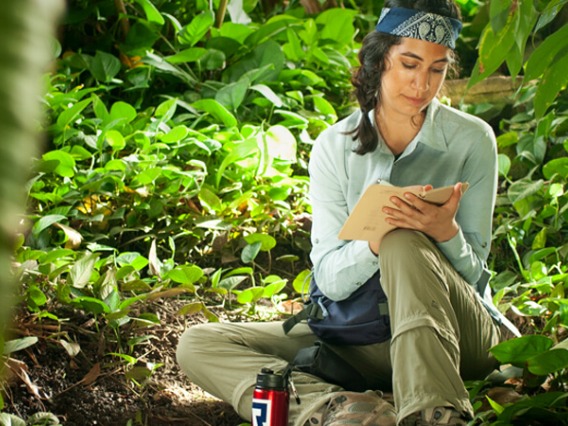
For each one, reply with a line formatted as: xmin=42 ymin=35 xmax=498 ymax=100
xmin=309 ymin=98 xmax=496 ymax=304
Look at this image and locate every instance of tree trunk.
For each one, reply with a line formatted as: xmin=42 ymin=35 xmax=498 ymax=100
xmin=443 ymin=76 xmax=523 ymax=105
xmin=0 ymin=0 xmax=64 ymax=340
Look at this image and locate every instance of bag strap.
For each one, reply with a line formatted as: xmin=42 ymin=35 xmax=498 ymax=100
xmin=282 ymin=302 xmax=324 ymax=335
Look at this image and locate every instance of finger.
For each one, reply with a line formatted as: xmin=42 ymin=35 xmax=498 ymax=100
xmin=390 ymin=195 xmax=421 ymax=214
xmin=445 ymin=183 xmax=463 ymax=211
xmin=402 ymin=193 xmax=428 ymax=213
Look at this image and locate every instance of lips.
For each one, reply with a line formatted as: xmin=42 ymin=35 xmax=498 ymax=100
xmin=404 ymin=95 xmax=425 ymax=106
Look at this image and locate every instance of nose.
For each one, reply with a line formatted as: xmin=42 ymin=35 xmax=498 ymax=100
xmin=412 ymin=70 xmax=430 ymax=92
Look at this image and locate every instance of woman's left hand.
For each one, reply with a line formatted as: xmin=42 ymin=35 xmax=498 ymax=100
xmin=383 ymin=182 xmax=464 ymax=242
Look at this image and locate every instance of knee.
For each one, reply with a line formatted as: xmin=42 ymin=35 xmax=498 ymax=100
xmin=380 ymin=229 xmax=431 ymax=260
xmin=176 ymin=323 xmax=217 ymax=376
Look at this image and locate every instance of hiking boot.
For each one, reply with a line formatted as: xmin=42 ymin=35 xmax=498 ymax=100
xmin=399 ymin=406 xmax=467 ymax=426
xmin=306 ymin=391 xmax=397 ymax=426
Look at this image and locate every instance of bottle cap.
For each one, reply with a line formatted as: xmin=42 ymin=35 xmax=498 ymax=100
xmin=256 ymin=368 xmax=287 ymax=390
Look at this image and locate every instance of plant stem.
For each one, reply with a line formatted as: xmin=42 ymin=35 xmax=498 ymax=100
xmin=114 ymin=0 xmax=130 ymax=40
xmin=215 ymin=0 xmax=229 ymax=28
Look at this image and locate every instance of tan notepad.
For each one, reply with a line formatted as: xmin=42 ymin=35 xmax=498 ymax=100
xmin=338 ymin=182 xmax=469 ymax=242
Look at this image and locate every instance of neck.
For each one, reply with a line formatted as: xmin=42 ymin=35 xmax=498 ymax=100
xmin=375 ymin=107 xmax=425 ymax=155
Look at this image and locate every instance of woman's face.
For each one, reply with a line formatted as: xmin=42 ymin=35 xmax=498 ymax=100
xmin=379 ymin=37 xmax=450 ymax=118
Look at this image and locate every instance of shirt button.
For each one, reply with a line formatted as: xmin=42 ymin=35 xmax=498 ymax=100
xmin=315 ymin=238 xmax=319 ymax=244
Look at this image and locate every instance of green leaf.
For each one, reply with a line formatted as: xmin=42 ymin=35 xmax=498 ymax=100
xmin=265 ymin=125 xmax=297 ymax=162
xmin=245 ymin=15 xmax=299 ymax=46
xmin=104 ymin=130 xmax=126 ymax=152
xmin=133 ymin=0 xmax=165 ymax=25
xmin=109 ymin=352 xmax=138 ymax=365
xmin=468 ymin=8 xmax=519 ymax=88
xmin=42 ymin=150 xmax=76 ymax=177
xmin=535 ymin=0 xmax=568 ymax=32
xmin=215 ymin=139 xmax=258 ymax=186
xmin=162 ymin=125 xmax=190 ymax=143
xmin=166 ymin=47 xmax=207 ymax=64
xmin=316 ymin=8 xmax=357 ymax=46
xmin=283 ymin=28 xmax=304 ymax=62
xmin=507 ymin=179 xmax=544 ymax=203
xmin=116 ymin=252 xmax=144 ymax=268
xmin=497 ymin=153 xmax=511 ymax=177
xmin=3 ymin=337 xmax=38 ymax=355
xmin=132 ymin=167 xmax=162 ymax=185
xmin=110 ymin=101 xmax=137 ymax=124
xmin=496 ymin=131 xmax=519 ymax=148
xmin=486 ymin=396 xmax=505 ymax=415
xmin=490 ymin=335 xmax=554 ymax=365
xmin=178 ymin=10 xmax=214 ymax=47
xmin=55 ymin=98 xmax=92 ymax=131
xmin=72 ymin=296 xmax=110 ymax=314
xmin=293 ymin=269 xmax=312 ymax=294
xmin=216 ymin=79 xmax=250 ymax=111
xmin=0 ymin=413 xmax=25 ymax=426
xmin=192 ymin=98 xmax=237 ymax=128
xmin=167 ymin=265 xmax=204 ymax=285
xmin=198 ymin=186 xmax=222 ymax=212
xmin=543 ymin=158 xmax=568 ymax=180
xmin=219 ymin=275 xmax=248 ymax=291
xmin=199 ymin=48 xmax=226 ymax=70
xmin=534 ymin=49 xmax=568 ymax=118
xmin=236 ymin=287 xmax=265 ymax=304
xmin=524 ymin=24 xmax=568 ymax=81
xmin=149 ymin=100 xmax=172 ymax=120
xmin=505 ymin=0 xmax=536 ymax=79
xmin=527 ymin=348 xmax=568 ymax=375
xmin=242 ymin=241 xmax=262 ymax=263
xmin=263 ymin=280 xmax=287 ymax=298
xmin=489 ymin=0 xmax=512 ymax=33
xmin=90 ymin=50 xmax=122 ymax=83
xmin=69 ymin=252 xmax=99 ymax=288
xmin=219 ymin=22 xmax=255 ymax=44
xmin=92 ymin=94 xmax=110 ymax=122
xmin=143 ymin=52 xmax=196 ymax=85
xmin=27 ymin=285 xmax=47 ymax=308
xmin=178 ymin=302 xmax=204 ymax=316
xmin=250 ymin=84 xmax=283 ymax=107
xmin=32 ymin=214 xmax=66 ymax=238
xmin=244 ymin=233 xmax=277 ymax=251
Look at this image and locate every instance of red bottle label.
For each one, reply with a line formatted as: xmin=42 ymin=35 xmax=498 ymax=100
xmin=252 ymin=388 xmax=289 ymax=426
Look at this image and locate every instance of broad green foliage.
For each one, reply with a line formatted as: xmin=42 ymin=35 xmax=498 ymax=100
xmin=5 ymin=0 xmax=568 ymax=423
xmin=469 ymin=0 xmax=568 ymax=118
xmin=17 ymin=2 xmax=361 ymax=380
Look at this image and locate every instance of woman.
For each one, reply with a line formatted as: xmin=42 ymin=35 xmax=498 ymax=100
xmin=177 ymin=1 xmax=519 ymax=424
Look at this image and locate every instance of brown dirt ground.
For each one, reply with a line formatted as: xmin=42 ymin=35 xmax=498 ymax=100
xmin=2 ymin=299 xmax=248 ymax=426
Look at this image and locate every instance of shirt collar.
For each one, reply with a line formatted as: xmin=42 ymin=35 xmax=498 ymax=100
xmin=368 ymin=97 xmax=449 ymax=154
xmin=418 ymin=98 xmax=448 ymax=152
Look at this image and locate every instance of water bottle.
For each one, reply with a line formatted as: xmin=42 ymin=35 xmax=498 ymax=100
xmin=252 ymin=368 xmax=289 ymax=426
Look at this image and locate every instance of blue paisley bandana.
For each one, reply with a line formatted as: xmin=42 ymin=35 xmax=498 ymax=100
xmin=376 ymin=7 xmax=462 ymax=49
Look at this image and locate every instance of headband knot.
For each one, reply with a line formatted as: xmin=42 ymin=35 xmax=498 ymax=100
xmin=376 ymin=7 xmax=462 ymax=49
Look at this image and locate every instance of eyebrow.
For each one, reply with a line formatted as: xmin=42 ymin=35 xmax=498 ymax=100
xmin=400 ymin=52 xmax=450 ymax=64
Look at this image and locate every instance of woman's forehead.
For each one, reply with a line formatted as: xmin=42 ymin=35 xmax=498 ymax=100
xmin=390 ymin=37 xmax=450 ymax=61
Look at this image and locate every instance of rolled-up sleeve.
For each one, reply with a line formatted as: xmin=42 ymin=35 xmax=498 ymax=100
xmin=309 ymin=127 xmax=380 ymax=301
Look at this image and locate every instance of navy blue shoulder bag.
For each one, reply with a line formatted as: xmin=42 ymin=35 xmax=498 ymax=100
xmin=282 ymin=271 xmax=391 ymax=346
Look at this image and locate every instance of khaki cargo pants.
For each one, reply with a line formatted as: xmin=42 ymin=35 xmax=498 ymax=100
xmin=176 ymin=230 xmax=502 ymax=425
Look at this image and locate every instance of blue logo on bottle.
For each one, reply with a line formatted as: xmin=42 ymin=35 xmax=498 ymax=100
xmin=252 ymin=398 xmax=271 ymax=426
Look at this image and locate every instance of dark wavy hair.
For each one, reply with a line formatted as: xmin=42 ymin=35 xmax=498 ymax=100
xmin=349 ymin=0 xmax=461 ymax=155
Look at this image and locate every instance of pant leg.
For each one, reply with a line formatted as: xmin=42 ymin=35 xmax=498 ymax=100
xmin=378 ymin=230 xmax=500 ymax=422
xmin=176 ymin=321 xmax=343 ymax=425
